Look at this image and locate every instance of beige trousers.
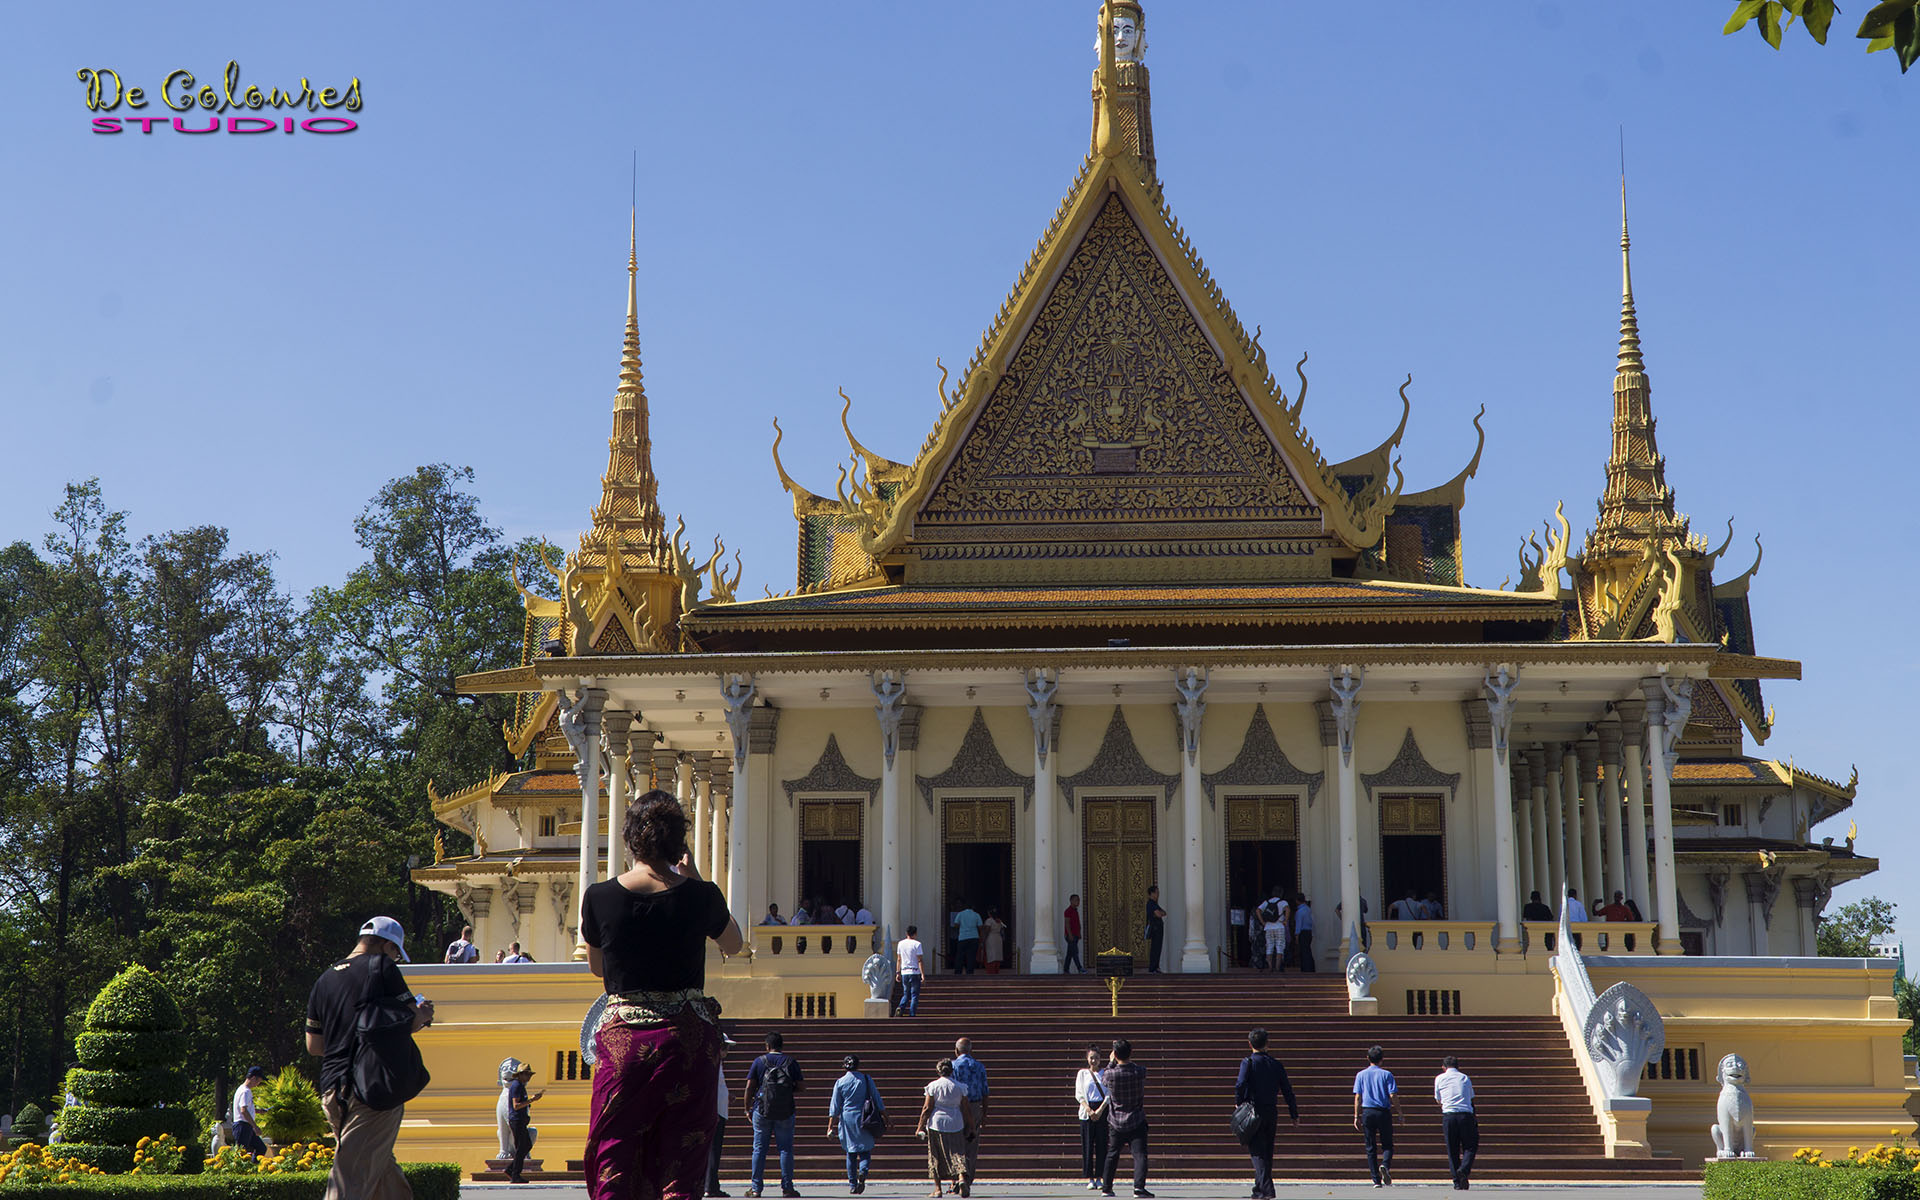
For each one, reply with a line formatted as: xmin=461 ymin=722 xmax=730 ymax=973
xmin=324 ymin=1091 xmax=412 ymax=1200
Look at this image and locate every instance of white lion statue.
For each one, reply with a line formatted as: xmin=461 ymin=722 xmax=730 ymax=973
xmin=1710 ymin=1053 xmax=1757 ymax=1159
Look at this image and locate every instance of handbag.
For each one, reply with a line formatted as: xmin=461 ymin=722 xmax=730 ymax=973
xmin=859 ymin=1073 xmax=888 ymax=1137
xmin=1230 ymin=1101 xmax=1261 ymax=1145
xmin=349 ymin=956 xmax=431 ymax=1111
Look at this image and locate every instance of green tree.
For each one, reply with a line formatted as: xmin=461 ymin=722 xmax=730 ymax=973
xmin=1724 ymin=0 xmax=1920 ymax=73
xmin=107 ymin=754 xmax=418 ymax=1106
xmin=1816 ymin=895 xmax=1898 ymax=957
xmin=1897 ymin=975 xmax=1917 ymax=1057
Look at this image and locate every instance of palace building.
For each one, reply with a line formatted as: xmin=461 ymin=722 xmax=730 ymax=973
xmin=402 ymin=3 xmax=1910 ymax=1174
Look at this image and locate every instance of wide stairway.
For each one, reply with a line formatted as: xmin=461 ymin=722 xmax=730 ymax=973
xmin=488 ymin=972 xmax=1694 ymax=1184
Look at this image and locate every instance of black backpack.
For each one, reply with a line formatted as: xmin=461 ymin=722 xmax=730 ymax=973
xmin=349 ymin=956 xmax=431 ymax=1111
xmin=760 ymin=1059 xmax=797 ymax=1120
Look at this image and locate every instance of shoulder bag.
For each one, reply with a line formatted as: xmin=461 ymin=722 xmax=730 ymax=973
xmin=349 ymin=956 xmax=431 ymax=1111
xmin=859 ymin=1073 xmax=888 ymax=1136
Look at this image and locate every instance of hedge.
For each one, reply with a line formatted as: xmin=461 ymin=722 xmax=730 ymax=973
xmin=57 ymin=1105 xmax=198 ymax=1148
xmin=71 ymin=1033 xmax=189 ymax=1073
xmin=65 ymin=1068 xmax=192 ymax=1109
xmin=1703 ymin=1161 xmax=1920 ymax=1200
xmin=45 ymin=1144 xmax=134 ymax=1173
xmin=0 ymin=1162 xmax=460 ymax=1198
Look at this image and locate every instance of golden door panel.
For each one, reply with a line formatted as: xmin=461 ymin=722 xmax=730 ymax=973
xmin=1225 ymin=795 xmax=1298 ymax=840
xmin=1082 ymin=797 xmax=1156 ymax=963
xmin=1378 ymin=794 xmax=1443 ymax=835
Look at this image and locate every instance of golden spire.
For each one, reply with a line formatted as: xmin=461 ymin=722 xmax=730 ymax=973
xmin=1588 ymin=158 xmax=1685 ymax=560
xmin=1617 ymin=172 xmax=1644 ymax=373
xmin=582 ymin=207 xmax=671 ymax=570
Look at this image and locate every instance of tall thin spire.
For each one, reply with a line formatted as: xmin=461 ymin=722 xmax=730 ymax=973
xmin=584 ymin=205 xmax=670 ymax=570
xmin=1589 ymin=150 xmax=1684 ymax=560
xmin=1089 ymin=1 xmax=1154 ymax=170
xmin=1617 ymin=144 xmax=1643 ymax=373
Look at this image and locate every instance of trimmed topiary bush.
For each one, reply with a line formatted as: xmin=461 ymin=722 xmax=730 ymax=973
xmin=60 ymin=966 xmax=195 ymax=1172
xmin=8 ymin=1101 xmax=49 ymax=1149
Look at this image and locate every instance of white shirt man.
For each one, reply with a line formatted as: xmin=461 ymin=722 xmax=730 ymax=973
xmin=1389 ymin=892 xmax=1422 ymax=920
xmin=1564 ymin=890 xmax=1589 ymax=923
xmin=853 ymin=906 xmax=874 ymax=926
xmin=1261 ymin=894 xmax=1289 ymax=966
xmin=835 ymin=903 xmax=855 ymax=925
xmin=896 ymin=928 xmax=926 ymax=1017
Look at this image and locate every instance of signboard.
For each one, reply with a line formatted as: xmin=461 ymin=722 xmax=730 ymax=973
xmin=1095 ymin=950 xmax=1134 ymax=978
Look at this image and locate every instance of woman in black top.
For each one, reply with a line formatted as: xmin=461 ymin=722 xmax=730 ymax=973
xmin=581 ymin=789 xmax=745 ymax=1200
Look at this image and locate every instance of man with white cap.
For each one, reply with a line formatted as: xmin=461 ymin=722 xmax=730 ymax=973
xmin=306 ymin=915 xmax=434 ymax=1200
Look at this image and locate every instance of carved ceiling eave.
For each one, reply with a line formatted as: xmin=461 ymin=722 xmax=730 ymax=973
xmin=455 ymin=643 xmax=1799 ymax=695
xmin=863 ymin=155 xmax=1400 ymax=560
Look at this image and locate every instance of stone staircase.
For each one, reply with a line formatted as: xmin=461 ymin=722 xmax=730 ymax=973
xmin=474 ymin=972 xmax=1694 ymax=1184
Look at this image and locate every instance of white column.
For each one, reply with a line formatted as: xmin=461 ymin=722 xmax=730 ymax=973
xmin=1482 ymin=669 xmax=1522 ymax=953
xmin=1792 ymin=877 xmax=1821 ymax=956
xmin=1617 ymin=701 xmax=1653 ymax=922
xmin=603 ymin=712 xmax=633 ymax=881
xmin=1329 ymin=666 xmax=1365 ymax=960
xmin=1578 ymin=738 xmax=1605 ymax=905
xmin=1026 ymin=669 xmax=1062 ymax=973
xmin=1513 ymin=756 xmax=1535 ymax=904
xmin=1598 ymin=724 xmax=1627 ymax=905
xmin=1560 ymin=745 xmax=1586 ymax=912
xmin=721 ymin=675 xmax=757 ymax=930
xmin=1175 ymin=667 xmax=1211 ymax=973
xmin=692 ymin=755 xmax=713 ymax=876
xmin=873 ymin=671 xmax=909 ymax=947
xmin=559 ymin=686 xmax=607 ymax=961
xmin=676 ymin=752 xmax=695 ymax=827
xmin=1543 ymin=745 xmax=1567 ymax=904
xmin=711 ymin=760 xmax=732 ymax=907
xmin=1642 ymin=676 xmax=1688 ymax=954
xmin=1527 ymin=750 xmax=1551 ymax=906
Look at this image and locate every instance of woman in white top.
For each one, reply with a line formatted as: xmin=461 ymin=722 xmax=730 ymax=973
xmin=915 ymin=1057 xmax=976 ymax=1198
xmin=1074 ymin=1045 xmax=1110 ymax=1189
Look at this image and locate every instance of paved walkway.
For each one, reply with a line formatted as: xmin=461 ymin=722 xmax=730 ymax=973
xmin=462 ymin=1183 xmax=1702 ymax=1199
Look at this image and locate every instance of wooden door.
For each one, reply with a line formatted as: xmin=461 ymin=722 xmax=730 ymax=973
xmin=1082 ymin=796 xmax=1156 ymax=963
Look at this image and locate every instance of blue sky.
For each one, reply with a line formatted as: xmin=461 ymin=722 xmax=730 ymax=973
xmin=4 ymin=5 xmax=1913 ymax=943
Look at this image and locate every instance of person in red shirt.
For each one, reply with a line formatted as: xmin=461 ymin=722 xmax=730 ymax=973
xmin=1064 ymin=895 xmax=1086 ymax=974
xmin=1598 ymin=891 xmax=1635 ymax=922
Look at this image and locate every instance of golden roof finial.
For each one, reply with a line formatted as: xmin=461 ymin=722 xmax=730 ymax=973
xmin=1617 ymin=138 xmax=1644 ymax=374
xmin=1095 ymin=1 xmax=1122 ymax=158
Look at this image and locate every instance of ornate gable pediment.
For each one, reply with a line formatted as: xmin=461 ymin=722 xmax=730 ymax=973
xmin=916 ymin=708 xmax=1033 ymax=814
xmin=1059 ymin=706 xmax=1180 ymax=811
xmin=907 ymin=193 xmax=1334 ymax=582
xmin=781 ymin=734 xmax=879 ymax=808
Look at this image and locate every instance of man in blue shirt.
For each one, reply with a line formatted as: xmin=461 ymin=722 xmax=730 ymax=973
xmin=1292 ymin=895 xmax=1316 ymax=972
xmin=746 ymin=1032 xmax=807 ymax=1198
xmin=952 ymin=903 xmax=983 ymax=975
xmin=1234 ymin=1028 xmax=1298 ymax=1199
xmin=951 ymin=1037 xmax=990 ymax=1180
xmin=1351 ymin=1044 xmax=1398 ymax=1188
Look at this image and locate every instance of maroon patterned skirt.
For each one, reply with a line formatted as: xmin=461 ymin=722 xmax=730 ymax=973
xmin=583 ymin=997 xmax=723 ymax=1200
